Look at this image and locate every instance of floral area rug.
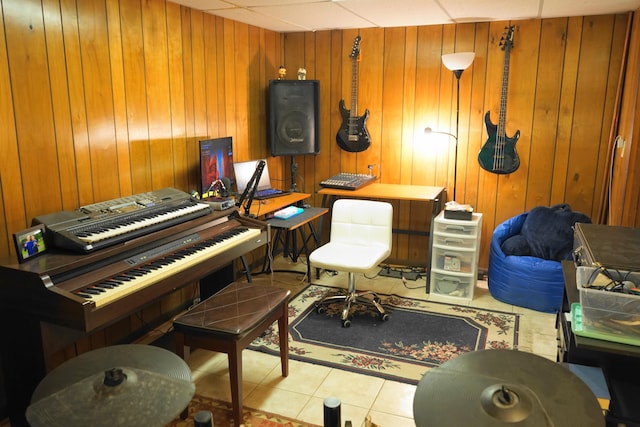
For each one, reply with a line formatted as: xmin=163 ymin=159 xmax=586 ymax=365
xmin=250 ymin=284 xmax=519 ymax=384
xmin=167 ymin=394 xmax=321 ymax=427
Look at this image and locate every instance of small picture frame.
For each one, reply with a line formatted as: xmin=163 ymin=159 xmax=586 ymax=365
xmin=13 ymin=224 xmax=47 ymax=264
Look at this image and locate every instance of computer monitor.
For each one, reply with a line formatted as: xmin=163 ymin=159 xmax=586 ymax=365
xmin=199 ymin=137 xmax=235 ymax=199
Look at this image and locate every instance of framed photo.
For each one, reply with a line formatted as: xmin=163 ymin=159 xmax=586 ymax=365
xmin=13 ymin=224 xmax=47 ymax=263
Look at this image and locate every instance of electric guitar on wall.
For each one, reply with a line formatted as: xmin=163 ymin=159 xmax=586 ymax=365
xmin=478 ymin=25 xmax=520 ymax=174
xmin=336 ymin=35 xmax=371 ymax=152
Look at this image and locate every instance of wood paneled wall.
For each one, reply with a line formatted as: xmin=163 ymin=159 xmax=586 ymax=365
xmin=0 ymin=0 xmax=634 ymax=272
xmin=0 ymin=0 xmax=284 ymax=259
xmin=281 ymin=16 xmax=631 ymax=269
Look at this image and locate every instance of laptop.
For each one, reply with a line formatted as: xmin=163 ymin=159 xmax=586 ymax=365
xmin=233 ymin=159 xmax=288 ymax=199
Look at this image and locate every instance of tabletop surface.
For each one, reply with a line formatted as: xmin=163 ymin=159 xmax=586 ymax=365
xmin=318 ymin=183 xmax=444 ymax=202
xmin=242 ymin=192 xmax=309 ymax=217
xmin=265 ymin=207 xmax=328 ymax=230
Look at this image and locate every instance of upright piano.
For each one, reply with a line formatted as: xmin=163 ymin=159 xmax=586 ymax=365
xmin=0 ymin=188 xmax=269 ymax=427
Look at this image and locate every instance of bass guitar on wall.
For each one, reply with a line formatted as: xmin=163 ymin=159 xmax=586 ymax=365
xmin=336 ymin=35 xmax=371 ymax=152
xmin=478 ymin=25 xmax=520 ymax=174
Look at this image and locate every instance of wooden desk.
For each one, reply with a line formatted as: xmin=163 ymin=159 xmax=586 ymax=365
xmin=318 ymin=183 xmax=445 ymax=288
xmin=240 ymin=192 xmax=309 ymax=218
xmin=237 ymin=192 xmax=313 ymax=276
xmin=318 ymin=183 xmax=444 ymax=209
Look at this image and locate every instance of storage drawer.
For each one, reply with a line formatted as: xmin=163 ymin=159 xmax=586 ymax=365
xmin=432 ymin=233 xmax=478 ymax=249
xmin=430 ymin=271 xmax=474 ymax=299
xmin=433 ymin=214 xmax=480 ymax=237
xmin=432 ymin=245 xmax=476 ymax=273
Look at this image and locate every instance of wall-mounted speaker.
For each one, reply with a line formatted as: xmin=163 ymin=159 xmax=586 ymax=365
xmin=269 ymin=80 xmax=320 ymax=156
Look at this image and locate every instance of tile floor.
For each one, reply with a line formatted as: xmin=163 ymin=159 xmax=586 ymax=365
xmin=0 ymin=255 xmax=559 ymax=427
xmin=183 ymin=255 xmax=559 ymax=427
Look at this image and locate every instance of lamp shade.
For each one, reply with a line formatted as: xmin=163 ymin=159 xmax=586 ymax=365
xmin=441 ymin=52 xmax=475 ymax=71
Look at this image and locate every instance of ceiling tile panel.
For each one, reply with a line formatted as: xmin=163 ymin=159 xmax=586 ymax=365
xmin=169 ymin=0 xmax=640 ymax=32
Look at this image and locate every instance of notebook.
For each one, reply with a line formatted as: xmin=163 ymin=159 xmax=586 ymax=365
xmin=233 ymin=159 xmax=288 ymax=199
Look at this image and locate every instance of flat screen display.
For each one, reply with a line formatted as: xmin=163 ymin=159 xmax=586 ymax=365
xmin=199 ymin=137 xmax=234 ymax=199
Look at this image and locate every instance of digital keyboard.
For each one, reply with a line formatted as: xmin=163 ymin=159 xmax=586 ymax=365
xmin=33 ymin=188 xmax=212 ymax=253
xmin=0 ymin=200 xmax=269 ymax=427
xmin=73 ymin=226 xmax=261 ymax=307
xmin=319 ymin=173 xmax=376 ymax=190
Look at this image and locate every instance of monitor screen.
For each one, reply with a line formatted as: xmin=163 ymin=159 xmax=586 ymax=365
xmin=199 ymin=137 xmax=234 ymax=199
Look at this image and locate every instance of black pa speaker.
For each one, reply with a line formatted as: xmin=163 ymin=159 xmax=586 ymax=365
xmin=269 ymin=80 xmax=320 ymax=156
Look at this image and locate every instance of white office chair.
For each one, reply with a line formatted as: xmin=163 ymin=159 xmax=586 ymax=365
xmin=309 ymin=199 xmax=393 ymax=327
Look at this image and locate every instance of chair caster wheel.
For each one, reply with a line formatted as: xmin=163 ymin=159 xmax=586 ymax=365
xmin=342 ymin=319 xmax=351 ymax=328
xmin=316 ymin=305 xmax=326 ymax=315
xmin=381 ymin=313 xmax=390 ymax=321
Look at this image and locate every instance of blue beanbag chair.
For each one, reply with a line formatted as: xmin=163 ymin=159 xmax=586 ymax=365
xmin=488 ymin=212 xmax=566 ymax=313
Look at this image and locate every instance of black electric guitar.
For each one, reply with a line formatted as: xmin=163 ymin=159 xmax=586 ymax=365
xmin=336 ymin=35 xmax=371 ymax=152
xmin=478 ymin=26 xmax=520 ymax=174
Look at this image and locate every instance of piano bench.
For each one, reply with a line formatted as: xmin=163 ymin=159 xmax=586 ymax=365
xmin=172 ymin=281 xmax=290 ymax=427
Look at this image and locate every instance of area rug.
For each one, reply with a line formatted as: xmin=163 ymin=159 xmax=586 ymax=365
xmin=250 ymin=284 xmax=519 ymax=384
xmin=167 ymin=394 xmax=321 ymax=427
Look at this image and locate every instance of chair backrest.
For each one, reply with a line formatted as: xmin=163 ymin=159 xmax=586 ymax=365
xmin=330 ymin=199 xmax=393 ymax=250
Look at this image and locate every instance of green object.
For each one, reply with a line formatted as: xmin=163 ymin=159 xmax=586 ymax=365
xmin=571 ymin=303 xmax=640 ymax=347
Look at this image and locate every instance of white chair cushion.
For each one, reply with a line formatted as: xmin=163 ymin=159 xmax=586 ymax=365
xmin=309 ymin=199 xmax=393 ymax=273
xmin=309 ymin=242 xmax=391 ymax=273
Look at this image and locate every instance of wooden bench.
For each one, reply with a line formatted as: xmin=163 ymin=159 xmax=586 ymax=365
xmin=173 ymin=281 xmax=290 ymax=427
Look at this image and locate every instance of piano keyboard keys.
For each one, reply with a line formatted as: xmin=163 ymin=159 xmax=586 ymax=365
xmin=74 ymin=226 xmax=261 ymax=307
xmin=75 ymin=202 xmax=210 ymax=244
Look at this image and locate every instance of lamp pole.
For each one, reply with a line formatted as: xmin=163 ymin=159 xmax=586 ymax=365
xmin=452 ymin=70 xmax=461 ymax=202
xmin=438 ymin=52 xmax=475 ymax=202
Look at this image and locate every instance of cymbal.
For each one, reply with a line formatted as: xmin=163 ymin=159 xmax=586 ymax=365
xmin=26 ymin=344 xmax=195 ymax=427
xmin=413 ymin=349 xmax=604 ymax=426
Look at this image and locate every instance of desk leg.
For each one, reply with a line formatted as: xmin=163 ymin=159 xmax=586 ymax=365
xmin=317 ymin=194 xmax=335 ymax=245
xmin=297 ymin=227 xmax=311 ymax=280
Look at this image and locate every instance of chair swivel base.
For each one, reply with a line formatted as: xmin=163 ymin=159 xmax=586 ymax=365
xmin=314 ymin=272 xmax=389 ymax=327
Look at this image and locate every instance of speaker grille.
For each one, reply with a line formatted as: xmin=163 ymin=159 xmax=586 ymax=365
xmin=269 ymin=80 xmax=320 ymax=156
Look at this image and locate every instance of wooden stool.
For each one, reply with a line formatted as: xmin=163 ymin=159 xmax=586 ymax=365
xmin=173 ymin=281 xmax=290 ymax=427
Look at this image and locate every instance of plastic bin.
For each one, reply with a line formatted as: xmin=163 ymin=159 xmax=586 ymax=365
xmin=575 ymin=266 xmax=640 ymax=341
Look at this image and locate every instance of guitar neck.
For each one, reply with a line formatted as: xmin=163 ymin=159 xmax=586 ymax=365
xmin=350 ymin=56 xmax=358 ymax=118
xmin=498 ymin=47 xmax=511 ymax=137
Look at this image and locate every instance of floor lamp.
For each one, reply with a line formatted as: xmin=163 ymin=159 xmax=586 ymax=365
xmin=426 ymin=52 xmax=475 ymax=203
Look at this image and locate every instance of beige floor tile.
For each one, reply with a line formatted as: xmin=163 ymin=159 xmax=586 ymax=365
xmin=194 ymin=371 xmax=258 ymax=402
xmin=371 ymin=380 xmax=417 ymax=418
xmin=184 ymin=254 xmax=561 ymax=426
xmin=243 ymin=384 xmax=312 ymax=419
xmin=364 ymin=410 xmax=416 ymax=427
xmin=187 ymin=348 xmax=228 ymax=375
xmin=239 ymin=349 xmax=283 ymax=384
xmin=298 ymin=396 xmax=370 ymax=427
xmin=314 ymin=369 xmax=385 ymax=409
xmin=260 ymin=358 xmax=332 ymax=394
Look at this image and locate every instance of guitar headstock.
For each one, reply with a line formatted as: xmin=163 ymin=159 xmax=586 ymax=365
xmin=350 ymin=35 xmax=362 ymax=60
xmin=499 ymin=26 xmax=516 ymax=51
